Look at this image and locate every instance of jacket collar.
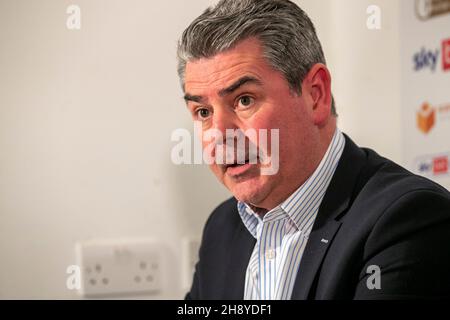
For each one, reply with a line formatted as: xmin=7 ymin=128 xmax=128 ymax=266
xmin=291 ymin=134 xmax=368 ymax=299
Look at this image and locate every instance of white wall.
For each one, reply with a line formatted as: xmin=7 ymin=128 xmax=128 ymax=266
xmin=0 ymin=0 xmax=402 ymax=299
xmin=329 ymin=0 xmax=402 ymax=164
xmin=297 ymin=0 xmax=402 ymax=163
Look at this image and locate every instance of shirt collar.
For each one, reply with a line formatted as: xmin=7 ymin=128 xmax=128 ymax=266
xmin=238 ymin=128 xmax=346 ymax=238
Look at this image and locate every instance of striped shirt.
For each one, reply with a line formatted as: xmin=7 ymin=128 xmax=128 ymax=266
xmin=238 ymin=128 xmax=345 ymax=300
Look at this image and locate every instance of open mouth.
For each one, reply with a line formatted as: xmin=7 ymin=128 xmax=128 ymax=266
xmin=225 ymin=158 xmax=251 ymax=169
xmin=223 ymin=157 xmax=257 ymax=177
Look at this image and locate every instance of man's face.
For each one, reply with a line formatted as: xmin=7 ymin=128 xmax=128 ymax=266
xmin=184 ymin=38 xmax=321 ymax=209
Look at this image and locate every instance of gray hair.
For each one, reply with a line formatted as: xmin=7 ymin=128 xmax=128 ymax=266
xmin=177 ymin=0 xmax=337 ymax=116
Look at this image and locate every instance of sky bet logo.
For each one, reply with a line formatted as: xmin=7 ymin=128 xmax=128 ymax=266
xmin=413 ymin=38 xmax=450 ymax=72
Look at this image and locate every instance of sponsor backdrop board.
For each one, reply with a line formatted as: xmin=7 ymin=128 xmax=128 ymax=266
xmin=401 ymin=0 xmax=450 ymax=189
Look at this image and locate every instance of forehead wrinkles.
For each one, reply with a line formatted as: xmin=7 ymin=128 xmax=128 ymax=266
xmin=185 ymin=59 xmax=266 ymax=98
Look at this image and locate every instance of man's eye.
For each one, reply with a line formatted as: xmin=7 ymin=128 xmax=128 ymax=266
xmin=237 ymin=96 xmax=254 ymax=108
xmin=195 ymin=108 xmax=211 ymax=120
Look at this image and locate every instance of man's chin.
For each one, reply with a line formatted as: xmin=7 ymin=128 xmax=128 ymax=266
xmin=227 ymin=179 xmax=268 ymax=205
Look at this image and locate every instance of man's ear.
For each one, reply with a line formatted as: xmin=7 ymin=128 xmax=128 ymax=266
xmin=305 ymin=63 xmax=332 ymax=126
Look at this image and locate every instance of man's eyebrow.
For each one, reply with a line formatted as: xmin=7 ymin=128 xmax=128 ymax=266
xmin=218 ymin=76 xmax=262 ymax=97
xmin=183 ymin=94 xmax=204 ymax=103
xmin=183 ymin=76 xmax=262 ymax=103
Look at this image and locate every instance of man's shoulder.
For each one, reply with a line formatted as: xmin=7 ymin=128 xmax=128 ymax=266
xmin=342 ymin=148 xmax=450 ymax=276
xmin=210 ymin=196 xmax=238 ymax=218
xmin=345 ymin=146 xmax=450 ymax=232
xmin=360 ymin=147 xmax=449 ymax=202
xmin=334 ymin=134 xmax=449 ymax=222
xmin=202 ymin=197 xmax=240 ymax=234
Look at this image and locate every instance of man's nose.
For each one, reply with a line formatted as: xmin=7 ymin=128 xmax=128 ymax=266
xmin=212 ymin=108 xmax=239 ymax=139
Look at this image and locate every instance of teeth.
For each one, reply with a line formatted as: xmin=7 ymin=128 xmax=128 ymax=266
xmin=229 ymin=160 xmax=249 ymax=167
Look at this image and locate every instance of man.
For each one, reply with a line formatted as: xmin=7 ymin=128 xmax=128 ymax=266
xmin=177 ymin=0 xmax=450 ymax=299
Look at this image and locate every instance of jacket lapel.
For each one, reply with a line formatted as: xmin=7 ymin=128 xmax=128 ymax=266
xmin=223 ymin=220 xmax=256 ymax=299
xmin=291 ymin=134 xmax=367 ymax=299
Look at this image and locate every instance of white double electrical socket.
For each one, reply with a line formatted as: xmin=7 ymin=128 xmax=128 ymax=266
xmin=75 ymin=238 xmax=162 ymax=298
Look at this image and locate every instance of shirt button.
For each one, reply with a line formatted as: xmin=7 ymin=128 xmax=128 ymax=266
xmin=265 ymin=249 xmax=276 ymax=260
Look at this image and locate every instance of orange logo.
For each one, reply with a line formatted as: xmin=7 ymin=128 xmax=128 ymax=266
xmin=417 ymin=102 xmax=436 ymax=134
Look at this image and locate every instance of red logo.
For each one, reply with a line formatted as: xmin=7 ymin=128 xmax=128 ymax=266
xmin=433 ymin=156 xmax=448 ymax=175
xmin=443 ymin=38 xmax=450 ymax=71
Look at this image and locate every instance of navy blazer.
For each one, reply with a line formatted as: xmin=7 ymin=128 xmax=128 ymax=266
xmin=186 ymin=134 xmax=450 ymax=299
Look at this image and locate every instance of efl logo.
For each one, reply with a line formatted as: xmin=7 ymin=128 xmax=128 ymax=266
xmin=443 ymin=38 xmax=450 ymax=71
xmin=417 ymin=102 xmax=436 ymax=134
xmin=415 ymin=0 xmax=450 ymax=20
